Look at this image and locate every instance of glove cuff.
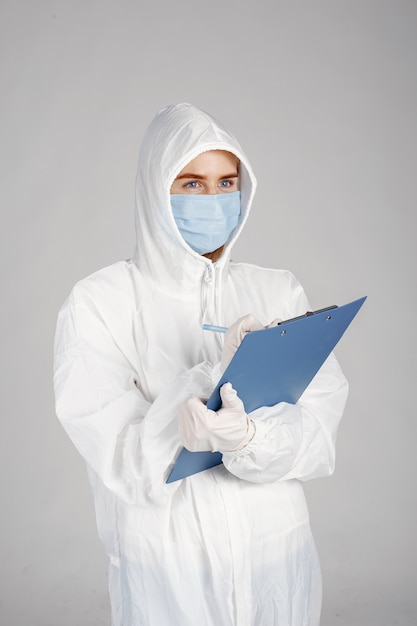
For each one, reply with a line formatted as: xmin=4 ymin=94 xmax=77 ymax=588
xmin=230 ymin=418 xmax=256 ymax=451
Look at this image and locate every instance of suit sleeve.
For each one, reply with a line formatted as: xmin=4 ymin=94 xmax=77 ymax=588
xmin=221 ymin=271 xmax=349 ymax=483
xmin=221 ymin=352 xmax=348 ymax=483
xmin=53 ymin=285 xmax=213 ymax=505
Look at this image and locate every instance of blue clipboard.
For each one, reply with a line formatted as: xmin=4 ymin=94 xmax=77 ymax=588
xmin=167 ymin=296 xmax=366 ymax=483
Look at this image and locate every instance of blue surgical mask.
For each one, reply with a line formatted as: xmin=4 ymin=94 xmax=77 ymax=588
xmin=170 ymin=191 xmax=241 ymax=255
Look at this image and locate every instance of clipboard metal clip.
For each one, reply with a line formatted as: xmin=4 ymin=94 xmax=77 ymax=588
xmin=277 ymin=305 xmax=338 ymax=326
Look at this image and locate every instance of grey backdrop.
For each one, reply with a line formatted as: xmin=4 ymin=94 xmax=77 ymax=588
xmin=1 ymin=1 xmax=416 ymax=624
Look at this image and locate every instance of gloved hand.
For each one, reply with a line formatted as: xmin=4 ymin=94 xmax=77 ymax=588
xmin=178 ymin=383 xmax=256 ymax=453
xmin=221 ymin=314 xmax=264 ymax=372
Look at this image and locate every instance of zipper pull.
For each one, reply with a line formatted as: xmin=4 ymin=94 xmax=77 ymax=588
xmin=204 ymin=264 xmax=213 ymax=283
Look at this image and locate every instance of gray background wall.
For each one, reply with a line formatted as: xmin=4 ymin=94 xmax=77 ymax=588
xmin=1 ymin=1 xmax=416 ymax=624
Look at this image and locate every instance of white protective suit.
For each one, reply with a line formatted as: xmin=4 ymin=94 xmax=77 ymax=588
xmin=54 ymin=103 xmax=349 ymax=626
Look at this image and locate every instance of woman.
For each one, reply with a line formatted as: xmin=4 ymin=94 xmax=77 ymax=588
xmin=54 ymin=103 xmax=348 ymax=625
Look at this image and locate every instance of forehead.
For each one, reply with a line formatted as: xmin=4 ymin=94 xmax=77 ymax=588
xmin=176 ymin=150 xmax=239 ymax=176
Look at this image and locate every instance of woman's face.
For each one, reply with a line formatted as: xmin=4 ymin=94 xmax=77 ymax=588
xmin=170 ymin=150 xmax=240 ymax=261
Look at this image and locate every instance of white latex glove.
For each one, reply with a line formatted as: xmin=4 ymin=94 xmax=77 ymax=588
xmin=221 ymin=314 xmax=264 ymax=373
xmin=178 ymin=383 xmax=256 ymax=453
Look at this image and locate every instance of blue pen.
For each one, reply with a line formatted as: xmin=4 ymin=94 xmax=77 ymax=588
xmin=202 ymin=323 xmax=228 ymax=333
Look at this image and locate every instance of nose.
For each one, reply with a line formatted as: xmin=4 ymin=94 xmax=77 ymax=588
xmin=206 ymin=183 xmax=220 ymax=195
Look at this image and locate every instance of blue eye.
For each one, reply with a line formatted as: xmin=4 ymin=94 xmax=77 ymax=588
xmin=220 ymin=180 xmax=231 ymax=188
xmin=185 ymin=181 xmax=199 ymax=189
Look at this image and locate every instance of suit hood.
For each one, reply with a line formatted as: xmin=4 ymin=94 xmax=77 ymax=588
xmin=133 ymin=103 xmax=257 ymax=288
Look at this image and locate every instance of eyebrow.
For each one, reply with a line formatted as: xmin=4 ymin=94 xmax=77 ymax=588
xmin=174 ymin=172 xmax=239 ymax=180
